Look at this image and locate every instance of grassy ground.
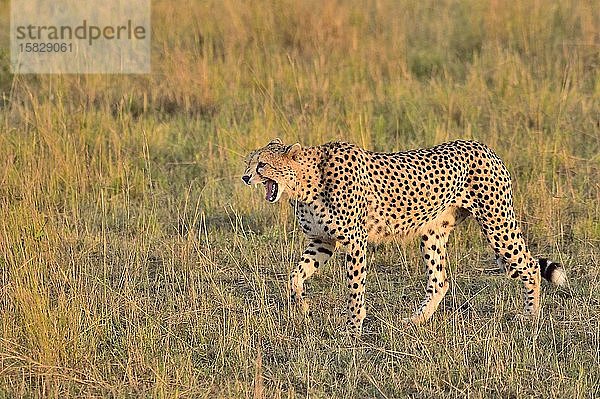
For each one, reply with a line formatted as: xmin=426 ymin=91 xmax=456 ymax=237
xmin=1 ymin=0 xmax=599 ymax=397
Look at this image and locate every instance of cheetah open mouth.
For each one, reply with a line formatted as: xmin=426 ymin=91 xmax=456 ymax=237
xmin=263 ymin=179 xmax=279 ymax=202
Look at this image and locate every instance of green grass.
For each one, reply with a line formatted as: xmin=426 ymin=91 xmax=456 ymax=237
xmin=1 ymin=0 xmax=599 ymax=397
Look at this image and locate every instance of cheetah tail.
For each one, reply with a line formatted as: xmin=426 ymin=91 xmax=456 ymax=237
xmin=539 ymin=258 xmax=567 ymax=286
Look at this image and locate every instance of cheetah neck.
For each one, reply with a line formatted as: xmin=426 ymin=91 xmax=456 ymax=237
xmin=291 ymin=147 xmax=323 ymax=203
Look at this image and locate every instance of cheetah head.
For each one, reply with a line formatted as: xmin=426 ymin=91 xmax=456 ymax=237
xmin=242 ymin=138 xmax=302 ymax=203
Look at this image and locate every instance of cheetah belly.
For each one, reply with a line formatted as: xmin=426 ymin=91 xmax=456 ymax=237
xmin=364 ymin=189 xmax=453 ymax=244
xmin=365 ymin=207 xmax=418 ymax=243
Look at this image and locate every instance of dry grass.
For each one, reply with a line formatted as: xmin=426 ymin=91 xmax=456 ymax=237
xmin=1 ymin=0 xmax=600 ymax=397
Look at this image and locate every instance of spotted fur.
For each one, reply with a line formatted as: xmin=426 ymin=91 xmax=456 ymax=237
xmin=242 ymin=139 xmax=567 ymax=333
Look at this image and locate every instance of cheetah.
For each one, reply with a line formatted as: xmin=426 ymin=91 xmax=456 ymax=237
xmin=242 ymin=138 xmax=566 ymax=333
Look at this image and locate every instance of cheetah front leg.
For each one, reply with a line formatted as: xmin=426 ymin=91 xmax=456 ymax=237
xmin=345 ymin=238 xmax=368 ymax=334
xmin=406 ymin=226 xmax=451 ymax=325
xmin=290 ymin=238 xmax=336 ymax=315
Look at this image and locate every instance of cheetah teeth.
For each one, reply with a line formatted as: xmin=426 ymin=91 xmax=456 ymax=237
xmin=264 ymin=179 xmax=278 ymax=202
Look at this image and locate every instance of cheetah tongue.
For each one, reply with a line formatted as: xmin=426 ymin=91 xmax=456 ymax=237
xmin=265 ymin=180 xmax=278 ymax=202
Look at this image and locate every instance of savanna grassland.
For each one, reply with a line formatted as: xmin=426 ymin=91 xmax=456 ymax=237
xmin=1 ymin=0 xmax=600 ymax=397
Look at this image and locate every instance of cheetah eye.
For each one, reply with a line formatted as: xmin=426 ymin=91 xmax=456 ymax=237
xmin=256 ymin=161 xmax=267 ymax=171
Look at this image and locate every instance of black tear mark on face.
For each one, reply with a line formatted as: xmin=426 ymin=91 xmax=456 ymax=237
xmin=256 ymin=161 xmax=266 ymax=173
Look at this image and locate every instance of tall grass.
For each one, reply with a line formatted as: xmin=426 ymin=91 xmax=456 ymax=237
xmin=0 ymin=0 xmax=599 ymax=397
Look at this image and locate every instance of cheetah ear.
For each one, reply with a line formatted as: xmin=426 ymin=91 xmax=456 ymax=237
xmin=268 ymin=138 xmax=283 ymax=145
xmin=286 ymin=143 xmax=302 ymax=158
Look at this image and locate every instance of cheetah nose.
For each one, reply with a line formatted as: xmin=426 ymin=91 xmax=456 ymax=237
xmin=241 ymin=175 xmax=251 ymax=185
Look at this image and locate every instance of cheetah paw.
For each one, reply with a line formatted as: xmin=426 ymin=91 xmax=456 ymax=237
xmin=401 ymin=315 xmax=420 ymax=325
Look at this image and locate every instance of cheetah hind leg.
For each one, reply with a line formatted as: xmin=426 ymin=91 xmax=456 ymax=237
xmin=404 ymin=225 xmax=451 ymax=325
